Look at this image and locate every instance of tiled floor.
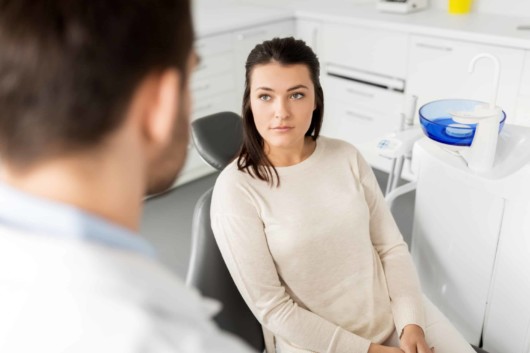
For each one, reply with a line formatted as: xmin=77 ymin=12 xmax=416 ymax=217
xmin=140 ymin=169 xmax=415 ymax=279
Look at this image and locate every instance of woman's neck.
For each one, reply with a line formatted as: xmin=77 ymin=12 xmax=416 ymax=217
xmin=265 ymin=136 xmax=316 ymax=167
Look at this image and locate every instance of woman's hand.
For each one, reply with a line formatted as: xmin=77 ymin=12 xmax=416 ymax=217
xmin=399 ymin=324 xmax=434 ymax=353
xmin=367 ymin=343 xmax=404 ymax=353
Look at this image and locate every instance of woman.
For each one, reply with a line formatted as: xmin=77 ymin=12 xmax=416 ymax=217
xmin=210 ymin=37 xmax=474 ymax=353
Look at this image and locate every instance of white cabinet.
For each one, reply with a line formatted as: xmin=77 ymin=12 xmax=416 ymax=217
xmin=319 ymin=23 xmax=408 ymax=173
xmin=321 ymin=23 xmax=409 ymax=79
xmin=323 ymin=66 xmax=404 ymax=142
xmin=233 ymin=20 xmax=295 ymax=101
xmin=192 ymin=33 xmax=237 ymax=117
xmin=176 ymin=33 xmax=237 ymax=188
xmin=406 ymin=35 xmax=525 ymax=125
xmin=514 ymin=50 xmax=530 ymax=127
xmin=411 ymin=152 xmax=505 ymax=345
xmin=520 ymin=51 xmax=530 ymax=97
xmin=295 ymin=19 xmax=322 ymax=56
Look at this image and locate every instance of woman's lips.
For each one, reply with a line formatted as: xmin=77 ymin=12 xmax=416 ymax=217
xmin=271 ymin=126 xmax=293 ymax=132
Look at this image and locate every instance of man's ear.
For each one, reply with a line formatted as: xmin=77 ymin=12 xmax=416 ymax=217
xmin=142 ymin=68 xmax=181 ymax=146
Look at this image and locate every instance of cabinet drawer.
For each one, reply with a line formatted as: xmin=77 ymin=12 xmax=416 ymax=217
xmin=195 ymin=33 xmax=232 ymax=57
xmin=192 ymin=72 xmax=235 ymax=101
xmin=321 ymin=24 xmax=408 ymax=79
xmin=324 ymin=100 xmax=401 ymax=146
xmin=324 ymin=71 xmax=404 ymax=116
xmin=193 ymin=51 xmax=234 ymax=81
xmin=192 ymin=92 xmax=238 ymax=120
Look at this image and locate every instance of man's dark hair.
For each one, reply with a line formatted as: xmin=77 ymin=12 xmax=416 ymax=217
xmin=0 ymin=0 xmax=193 ymax=168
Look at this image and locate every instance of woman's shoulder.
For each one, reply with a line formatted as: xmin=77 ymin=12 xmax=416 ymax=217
xmin=318 ymin=136 xmax=372 ymax=177
xmin=212 ymin=159 xmax=263 ymax=217
xmin=216 ymin=159 xmax=251 ymax=185
xmin=318 ymin=135 xmax=362 ymax=158
xmin=213 ymin=159 xmax=259 ymax=197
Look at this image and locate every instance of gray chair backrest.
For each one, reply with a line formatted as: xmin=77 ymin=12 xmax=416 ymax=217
xmin=186 ymin=112 xmax=264 ymax=352
xmin=191 ymin=110 xmax=244 ymax=171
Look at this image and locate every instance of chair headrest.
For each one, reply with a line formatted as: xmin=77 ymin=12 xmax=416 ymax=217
xmin=191 ymin=111 xmax=243 ymax=171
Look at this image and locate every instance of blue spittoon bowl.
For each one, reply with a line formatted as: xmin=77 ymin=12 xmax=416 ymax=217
xmin=419 ymin=99 xmax=506 ymax=146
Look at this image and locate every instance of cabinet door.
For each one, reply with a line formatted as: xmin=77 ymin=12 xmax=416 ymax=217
xmin=321 ymin=23 xmax=409 ymax=79
xmin=407 ymin=35 xmax=525 ymax=125
xmin=482 ymin=199 xmax=530 ymax=353
xmin=295 ymin=19 xmax=322 ymax=56
xmin=322 ymin=73 xmax=403 ymax=139
xmin=233 ymin=20 xmax=295 ymax=100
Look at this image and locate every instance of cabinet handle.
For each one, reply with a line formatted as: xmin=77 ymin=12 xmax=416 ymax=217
xmin=346 ymin=110 xmax=374 ymax=122
xmin=346 ymin=88 xmax=374 ymax=99
xmin=237 ymin=29 xmax=267 ymax=41
xmin=416 ymin=42 xmax=453 ymax=52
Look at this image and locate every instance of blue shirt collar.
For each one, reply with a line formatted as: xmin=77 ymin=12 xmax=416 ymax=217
xmin=0 ymin=183 xmax=156 ymax=259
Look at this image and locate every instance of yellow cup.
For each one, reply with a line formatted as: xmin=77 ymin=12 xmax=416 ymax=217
xmin=448 ymin=0 xmax=473 ymax=14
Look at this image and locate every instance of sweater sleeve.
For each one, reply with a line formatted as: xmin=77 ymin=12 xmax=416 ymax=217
xmin=210 ymin=171 xmax=372 ymax=353
xmin=355 ymin=152 xmax=426 ymax=337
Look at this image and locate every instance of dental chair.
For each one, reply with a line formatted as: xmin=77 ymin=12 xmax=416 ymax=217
xmin=185 ymin=111 xmax=490 ymax=353
xmin=185 ymin=111 xmax=265 ymax=352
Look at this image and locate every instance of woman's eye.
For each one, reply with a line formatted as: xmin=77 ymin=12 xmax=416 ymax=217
xmin=258 ymin=95 xmax=271 ymax=101
xmin=291 ymin=92 xmax=304 ymax=100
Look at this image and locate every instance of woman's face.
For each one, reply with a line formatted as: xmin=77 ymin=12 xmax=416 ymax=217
xmin=249 ymin=62 xmax=316 ymax=150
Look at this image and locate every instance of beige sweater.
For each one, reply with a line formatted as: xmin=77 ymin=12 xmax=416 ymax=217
xmin=211 ymin=136 xmax=425 ymax=353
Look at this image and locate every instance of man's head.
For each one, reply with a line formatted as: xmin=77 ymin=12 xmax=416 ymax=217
xmin=0 ymin=0 xmax=195 ymax=195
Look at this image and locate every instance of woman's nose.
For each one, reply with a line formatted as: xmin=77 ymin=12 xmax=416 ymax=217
xmin=274 ymin=98 xmax=290 ymax=120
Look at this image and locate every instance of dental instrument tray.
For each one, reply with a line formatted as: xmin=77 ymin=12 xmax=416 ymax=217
xmin=419 ymin=99 xmax=506 ymax=146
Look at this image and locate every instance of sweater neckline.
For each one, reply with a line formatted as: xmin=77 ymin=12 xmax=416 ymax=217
xmin=274 ymin=136 xmax=325 ymax=175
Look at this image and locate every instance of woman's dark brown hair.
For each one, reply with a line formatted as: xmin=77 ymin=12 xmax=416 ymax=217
xmin=237 ymin=37 xmax=324 ymax=186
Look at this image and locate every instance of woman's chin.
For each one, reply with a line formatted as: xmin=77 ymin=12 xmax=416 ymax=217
xmin=265 ymin=136 xmax=301 ymax=149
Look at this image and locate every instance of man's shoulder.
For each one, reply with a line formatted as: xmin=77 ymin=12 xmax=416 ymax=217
xmin=0 ymin=226 xmax=255 ymax=353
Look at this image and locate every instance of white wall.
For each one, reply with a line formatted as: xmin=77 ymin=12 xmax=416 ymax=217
xmin=231 ymin=0 xmax=372 ymax=5
xmin=418 ymin=0 xmax=530 ymax=16
xmin=225 ymin=0 xmax=530 ymax=17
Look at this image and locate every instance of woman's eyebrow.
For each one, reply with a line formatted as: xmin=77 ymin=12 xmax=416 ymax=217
xmin=287 ymin=84 xmax=309 ymax=91
xmin=255 ymin=84 xmax=309 ymax=92
xmin=255 ymin=86 xmax=273 ymax=91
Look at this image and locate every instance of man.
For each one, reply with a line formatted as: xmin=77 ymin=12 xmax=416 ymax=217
xmin=0 ymin=1 xmax=253 ymax=352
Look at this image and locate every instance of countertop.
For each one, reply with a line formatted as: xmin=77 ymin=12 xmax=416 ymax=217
xmin=194 ymin=1 xmax=530 ymax=49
